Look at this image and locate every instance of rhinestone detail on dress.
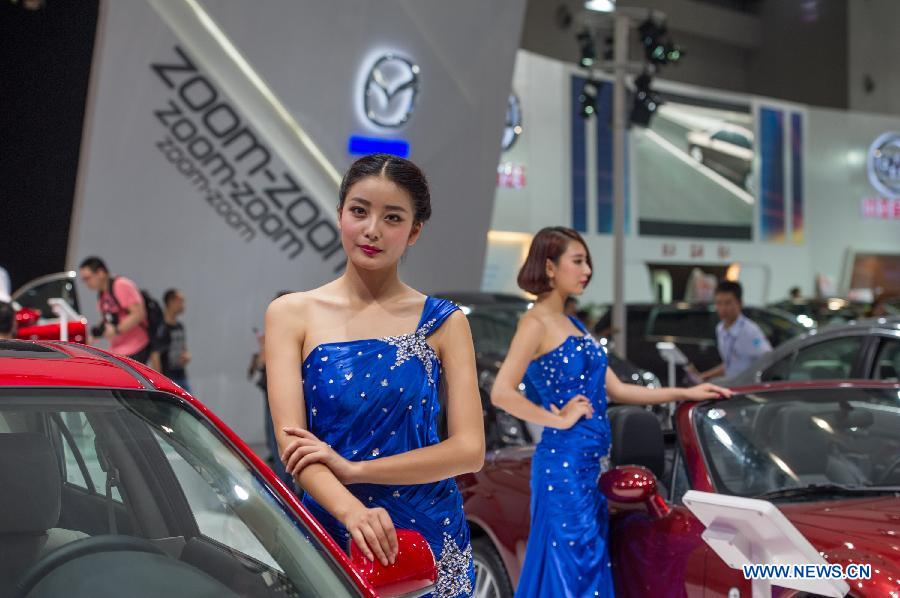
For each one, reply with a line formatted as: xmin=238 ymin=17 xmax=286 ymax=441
xmin=381 ymin=318 xmax=439 ymax=385
xmin=434 ymin=533 xmax=473 ymax=597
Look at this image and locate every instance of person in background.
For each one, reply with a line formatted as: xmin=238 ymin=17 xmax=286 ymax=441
xmin=79 ymin=257 xmax=152 ymax=363
xmin=696 ymin=280 xmax=772 ymax=381
xmin=789 ymin=286 xmax=802 ymax=301
xmin=249 ymin=291 xmax=294 ymax=488
xmin=0 ymin=301 xmax=16 ymax=339
xmin=152 ymin=289 xmax=191 ymax=391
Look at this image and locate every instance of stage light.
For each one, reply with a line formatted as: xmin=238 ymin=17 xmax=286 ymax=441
xmin=638 ymin=18 xmax=667 ymax=64
xmin=585 ymin=0 xmax=616 ymax=12
xmin=630 ymin=72 xmax=662 ymax=127
xmin=579 ymin=80 xmax=598 ymax=118
xmin=637 ymin=17 xmax=683 ymax=66
xmin=576 ymin=29 xmax=596 ymax=68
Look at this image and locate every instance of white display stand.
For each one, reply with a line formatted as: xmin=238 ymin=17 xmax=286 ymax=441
xmin=683 ymin=490 xmax=850 ymax=598
xmin=48 ymin=298 xmax=80 ymax=342
xmin=656 ymin=341 xmax=689 ymax=388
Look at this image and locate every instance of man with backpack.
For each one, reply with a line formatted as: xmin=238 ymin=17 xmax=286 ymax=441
xmin=79 ymin=256 xmax=161 ymax=364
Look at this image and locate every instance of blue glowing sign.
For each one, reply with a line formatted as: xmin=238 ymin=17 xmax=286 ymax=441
xmin=348 ymin=135 xmax=410 ymax=158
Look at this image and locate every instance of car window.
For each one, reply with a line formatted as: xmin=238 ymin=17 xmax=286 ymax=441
xmin=54 ymin=412 xmax=121 ymax=501
xmin=649 ymin=309 xmax=717 ymax=341
xmin=695 ymin=389 xmax=900 ymax=497
xmin=760 ymin=351 xmax=796 ymax=382
xmin=733 ymin=133 xmax=751 ymax=149
xmin=711 ymin=131 xmax=727 ymax=142
xmin=872 ymin=338 xmax=900 ymax=381
xmin=468 ymin=309 xmax=519 ymax=356
xmin=152 ymin=429 xmax=279 ymax=569
xmin=785 ymin=336 xmax=864 ymax=380
xmin=0 ymin=390 xmax=357 ymax=598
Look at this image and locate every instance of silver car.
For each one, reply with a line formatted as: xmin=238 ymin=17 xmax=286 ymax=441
xmin=727 ymin=316 xmax=900 ymax=385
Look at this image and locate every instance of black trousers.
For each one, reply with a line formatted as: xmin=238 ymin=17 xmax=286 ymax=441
xmin=127 ymin=343 xmax=152 ymax=364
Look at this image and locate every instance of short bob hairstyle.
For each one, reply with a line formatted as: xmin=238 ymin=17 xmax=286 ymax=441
xmin=517 ymin=227 xmax=593 ymax=295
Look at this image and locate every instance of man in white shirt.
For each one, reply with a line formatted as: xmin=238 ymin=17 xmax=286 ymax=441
xmin=699 ymin=280 xmax=772 ymax=380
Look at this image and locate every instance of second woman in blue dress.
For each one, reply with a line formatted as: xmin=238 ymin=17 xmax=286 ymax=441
xmin=265 ymin=154 xmax=484 ymax=597
xmin=490 ymin=227 xmax=730 ymax=597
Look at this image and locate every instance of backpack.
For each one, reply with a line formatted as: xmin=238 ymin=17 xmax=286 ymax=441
xmin=100 ymin=277 xmax=165 ymax=338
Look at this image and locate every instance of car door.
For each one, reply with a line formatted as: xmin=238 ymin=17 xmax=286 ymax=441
xmin=706 ymin=131 xmax=733 ymax=177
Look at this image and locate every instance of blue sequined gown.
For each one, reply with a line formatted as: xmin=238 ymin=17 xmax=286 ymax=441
xmin=301 ymin=296 xmax=474 ymax=598
xmin=515 ymin=315 xmax=614 ymax=598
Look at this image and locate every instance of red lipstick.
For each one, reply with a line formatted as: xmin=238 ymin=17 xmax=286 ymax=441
xmin=359 ymin=245 xmax=382 ymax=256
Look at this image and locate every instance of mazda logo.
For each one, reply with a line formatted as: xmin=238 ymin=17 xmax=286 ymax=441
xmin=868 ymin=132 xmax=900 ymax=198
xmin=364 ymin=54 xmax=420 ymax=129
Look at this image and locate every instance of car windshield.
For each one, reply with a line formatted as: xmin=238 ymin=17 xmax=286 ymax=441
xmin=0 ymin=388 xmax=356 ymax=598
xmin=694 ymin=387 xmax=900 ymax=498
xmin=467 ymin=307 xmax=523 ymax=356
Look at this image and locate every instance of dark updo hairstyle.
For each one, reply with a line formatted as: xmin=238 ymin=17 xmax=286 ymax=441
xmin=338 ymin=154 xmax=432 ymax=224
xmin=517 ymin=227 xmax=593 ymax=295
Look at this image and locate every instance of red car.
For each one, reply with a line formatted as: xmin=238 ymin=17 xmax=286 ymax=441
xmin=0 ymin=340 xmax=437 ymax=598
xmin=11 ymin=271 xmax=87 ymax=343
xmin=461 ymin=381 xmax=900 ymax=597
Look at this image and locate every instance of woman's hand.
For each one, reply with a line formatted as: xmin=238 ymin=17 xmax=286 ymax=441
xmin=549 ymin=394 xmax=594 ymax=429
xmin=281 ymin=427 xmax=360 ymax=483
xmin=682 ymin=383 xmax=731 ymax=402
xmin=339 ymin=503 xmax=398 ymax=566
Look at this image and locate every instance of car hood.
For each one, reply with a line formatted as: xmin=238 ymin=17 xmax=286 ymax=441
xmin=780 ymin=497 xmax=900 ymax=572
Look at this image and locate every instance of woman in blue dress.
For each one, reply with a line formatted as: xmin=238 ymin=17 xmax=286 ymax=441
xmin=265 ymin=154 xmax=484 ymax=597
xmin=490 ymin=227 xmax=729 ymax=597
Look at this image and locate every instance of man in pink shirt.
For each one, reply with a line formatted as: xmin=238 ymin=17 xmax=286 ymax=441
xmin=79 ymin=257 xmax=152 ymax=363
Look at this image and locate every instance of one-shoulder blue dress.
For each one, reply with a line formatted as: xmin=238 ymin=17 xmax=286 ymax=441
xmin=514 ymin=315 xmax=614 ymax=598
xmin=301 ymin=296 xmax=474 ymax=597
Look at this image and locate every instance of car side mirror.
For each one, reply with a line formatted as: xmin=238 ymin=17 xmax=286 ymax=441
xmin=350 ymin=528 xmax=437 ymax=597
xmin=16 ymin=307 xmax=41 ymax=329
xmin=600 ymin=465 xmax=670 ymax=519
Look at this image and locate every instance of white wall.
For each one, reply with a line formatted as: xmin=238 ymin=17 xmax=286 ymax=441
xmin=805 ymin=107 xmax=900 ymax=288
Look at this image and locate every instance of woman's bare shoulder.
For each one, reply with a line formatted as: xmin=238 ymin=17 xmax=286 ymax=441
xmin=517 ymin=309 xmax=548 ymax=335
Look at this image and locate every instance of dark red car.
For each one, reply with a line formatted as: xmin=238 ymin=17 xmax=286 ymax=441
xmin=461 ymin=381 xmax=900 ymax=597
xmin=0 ymin=340 xmax=437 ymax=598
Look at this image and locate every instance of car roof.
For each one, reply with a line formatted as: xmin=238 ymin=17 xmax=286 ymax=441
xmin=0 ymin=340 xmax=181 ymax=393
xmin=781 ymin=316 xmax=900 ymax=344
xmin=727 ymin=379 xmax=900 ymax=395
